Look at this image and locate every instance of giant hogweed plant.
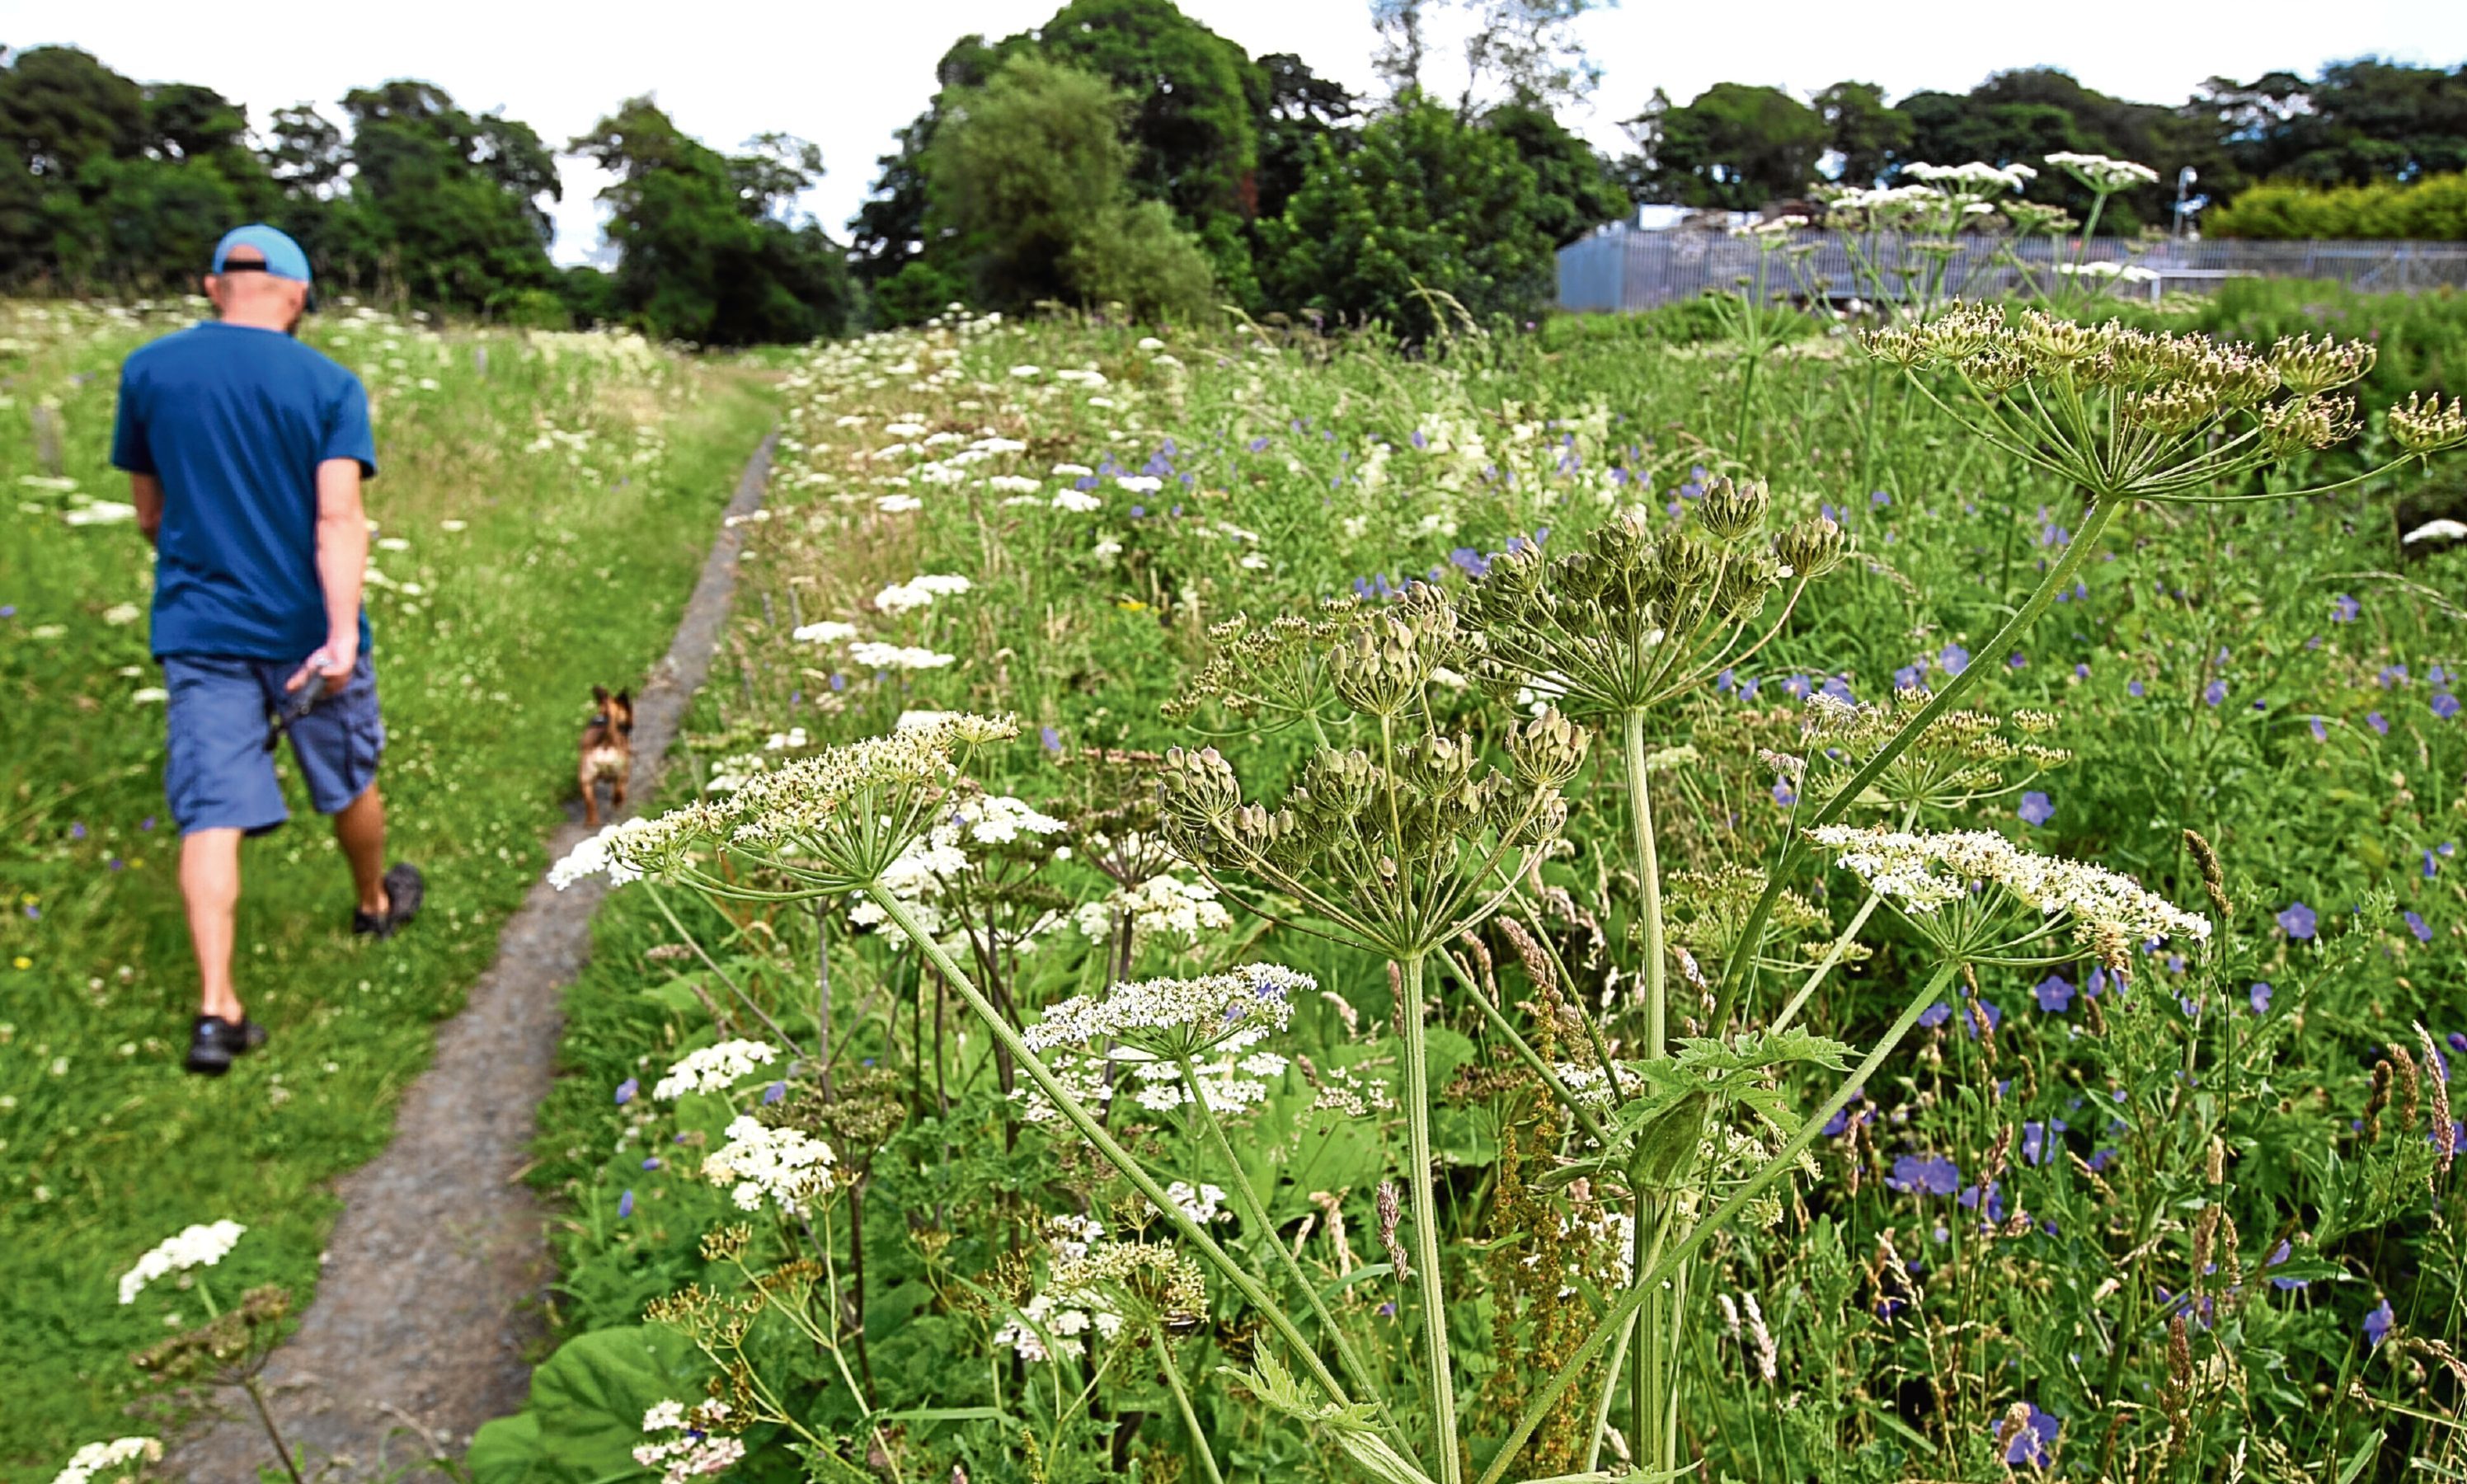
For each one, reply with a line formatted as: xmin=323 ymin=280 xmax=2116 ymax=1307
xmin=538 ymin=312 xmax=2464 ymax=1484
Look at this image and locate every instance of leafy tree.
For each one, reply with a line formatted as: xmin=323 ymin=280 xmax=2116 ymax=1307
xmin=1260 ymin=91 xmax=1550 ymax=338
xmin=1249 ymin=52 xmax=1358 ymax=224
xmin=0 ymin=46 xmax=143 ymax=180
xmin=1812 ymin=80 xmax=1910 ymax=188
xmin=571 ymin=96 xmax=855 ymax=345
xmin=1628 ymin=82 xmax=1826 ymax=209
xmin=923 ymin=54 xmax=1217 ymax=320
xmin=2196 ymin=60 xmax=2467 ymax=188
xmin=1484 ymin=101 xmax=1625 ymax=244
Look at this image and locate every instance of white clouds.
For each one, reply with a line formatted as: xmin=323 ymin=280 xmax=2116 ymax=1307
xmin=36 ymin=0 xmax=2465 ymax=266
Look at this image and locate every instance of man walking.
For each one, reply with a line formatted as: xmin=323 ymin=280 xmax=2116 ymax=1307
xmin=111 ymin=223 xmax=423 ymax=1076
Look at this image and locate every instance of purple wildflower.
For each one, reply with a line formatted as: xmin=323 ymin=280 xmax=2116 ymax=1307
xmin=2128 ymin=679 xmax=2145 ymax=698
xmin=2331 ymin=593 xmax=2360 ymax=623
xmin=763 ymin=1081 xmax=787 ymax=1106
xmin=2204 ymin=679 xmax=2229 ymax=707
xmin=618 ymin=1190 xmax=635 ymax=1219
xmin=1771 ymin=776 xmax=1798 ymax=807
xmin=2367 ymin=711 xmax=2389 ymax=735
xmin=2405 ymin=911 xmax=2432 ymax=943
xmin=1918 ymin=1002 xmax=1952 ymax=1029
xmin=614 ymin=1078 xmax=638 ymax=1106
xmin=1889 ymin=1153 xmax=1962 ymax=1196
xmin=2310 ymin=716 xmax=2328 ymax=742
xmin=2249 ymin=982 xmax=2272 ymax=1014
xmin=1040 ymin=726 xmax=1063 ymax=754
xmin=2434 ymin=692 xmax=2460 ymax=721
xmin=1894 ymin=663 xmax=1924 ymax=691
xmin=2277 ymin=902 xmax=2318 ymax=940
xmin=2365 ymin=1297 xmax=2394 ymax=1348
xmin=2034 ymin=974 xmax=2075 ymax=1013
xmin=2018 ymin=791 xmax=2055 ymax=826
xmin=1938 ymin=643 xmax=1970 ymax=676
xmin=2267 ymin=1239 xmax=2307 ymax=1290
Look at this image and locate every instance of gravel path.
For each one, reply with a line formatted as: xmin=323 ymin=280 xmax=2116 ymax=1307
xmin=169 ymin=434 xmax=775 ymax=1482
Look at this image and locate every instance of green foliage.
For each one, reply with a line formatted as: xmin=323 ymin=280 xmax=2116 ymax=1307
xmin=2208 ymin=172 xmax=2467 ymax=240
xmin=926 ymin=55 xmax=1218 ymax=319
xmin=1628 ymin=82 xmax=1827 ymax=209
xmin=1483 ymin=102 xmax=1628 ymax=247
xmin=467 ymin=1327 xmax=705 ymax=1484
xmin=0 ymin=302 xmax=773 ymax=1473
xmin=1262 ymin=92 xmax=1553 ymax=336
xmin=571 ymin=97 xmax=855 ymax=345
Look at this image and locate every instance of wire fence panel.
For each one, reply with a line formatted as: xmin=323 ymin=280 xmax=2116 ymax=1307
xmin=1555 ymin=230 xmax=2467 ymax=312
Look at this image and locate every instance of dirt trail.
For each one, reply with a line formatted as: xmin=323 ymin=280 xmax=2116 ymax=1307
xmin=169 ymin=434 xmax=775 ymax=1482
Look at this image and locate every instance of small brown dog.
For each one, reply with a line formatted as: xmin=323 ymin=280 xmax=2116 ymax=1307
xmin=579 ymin=685 xmax=634 ymax=827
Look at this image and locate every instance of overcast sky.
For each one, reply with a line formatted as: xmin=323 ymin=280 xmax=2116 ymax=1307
xmin=21 ymin=0 xmax=2467 ymax=265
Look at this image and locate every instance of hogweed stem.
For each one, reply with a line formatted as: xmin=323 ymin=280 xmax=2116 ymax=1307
xmin=1710 ymin=492 xmax=2123 ymax=1031
xmin=861 ymin=889 xmax=1415 ymax=1465
xmin=1174 ymin=1053 xmax=1408 ymax=1446
xmin=1398 ymin=952 xmax=1464 ymax=1484
xmin=1476 ymin=960 xmax=1965 ymax=1484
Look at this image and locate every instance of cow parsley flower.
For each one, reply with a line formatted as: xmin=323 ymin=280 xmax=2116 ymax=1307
xmin=1070 ymin=873 xmax=1233 ymax=946
xmin=703 ymin=1115 xmax=837 ymax=1214
xmin=993 ymin=1239 xmax=1206 ymax=1361
xmin=1024 ymin=966 xmax=1309 ymax=1062
xmin=847 ymin=641 xmax=957 ymax=670
xmin=652 ymin=1040 xmax=778 ymax=1101
xmin=1807 ymin=825 xmax=2210 ymax=965
xmin=49 ymin=1437 xmax=162 ymax=1484
xmin=875 ymin=573 xmax=973 ymax=613
xmin=792 ymin=620 xmax=858 ymax=645
xmin=633 ymin=1399 xmax=745 ymax=1484
xmin=1050 ymin=488 xmax=1104 ymax=513
xmin=118 ymin=1219 xmax=246 ymax=1305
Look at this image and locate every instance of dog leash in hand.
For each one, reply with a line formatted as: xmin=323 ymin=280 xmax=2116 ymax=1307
xmin=265 ymin=671 xmax=329 ymax=753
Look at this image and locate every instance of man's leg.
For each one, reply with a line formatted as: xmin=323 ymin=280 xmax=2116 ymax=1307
xmin=181 ymin=827 xmax=246 ymax=1022
xmin=334 ymin=783 xmax=389 ymax=919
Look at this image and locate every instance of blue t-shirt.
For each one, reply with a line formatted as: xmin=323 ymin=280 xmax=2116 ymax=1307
xmin=110 ymin=322 xmax=378 ymax=660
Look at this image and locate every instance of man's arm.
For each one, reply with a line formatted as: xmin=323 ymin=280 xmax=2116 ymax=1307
xmin=289 ymin=457 xmax=368 ymax=692
xmin=130 ymin=472 xmax=163 ymax=548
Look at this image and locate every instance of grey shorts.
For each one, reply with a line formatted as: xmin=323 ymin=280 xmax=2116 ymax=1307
xmin=161 ymin=653 xmax=386 ymax=836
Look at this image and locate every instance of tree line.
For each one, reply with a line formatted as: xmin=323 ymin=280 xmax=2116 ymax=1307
xmin=4 ymin=8 xmax=2463 ymax=344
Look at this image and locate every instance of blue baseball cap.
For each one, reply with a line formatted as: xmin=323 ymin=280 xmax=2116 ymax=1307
xmin=211 ymin=223 xmax=312 ymax=284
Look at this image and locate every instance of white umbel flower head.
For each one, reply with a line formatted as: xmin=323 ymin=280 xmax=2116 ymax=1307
xmin=2045 ymin=151 xmax=2160 ymax=191
xmin=49 ymin=1437 xmax=162 ymax=1484
xmin=791 ymin=620 xmax=858 ymax=645
xmin=652 ymin=1039 xmax=778 ymax=1101
xmin=1025 ymin=965 xmax=1310 ymax=1062
xmin=703 ymin=1115 xmax=837 ymax=1214
xmin=1807 ymin=825 xmax=2210 ymax=965
xmin=118 ymin=1220 xmax=246 ymax=1305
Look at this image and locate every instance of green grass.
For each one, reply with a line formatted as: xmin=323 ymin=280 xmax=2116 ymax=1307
xmin=509 ymin=298 xmax=2466 ymax=1482
xmin=0 ymin=299 xmax=773 ymax=1476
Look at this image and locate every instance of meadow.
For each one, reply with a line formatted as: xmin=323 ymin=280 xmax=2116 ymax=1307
xmin=8 ymin=270 xmax=2466 ymax=1484
xmin=493 ymin=278 xmax=2464 ymax=1484
xmin=0 ymin=299 xmax=772 ymax=1476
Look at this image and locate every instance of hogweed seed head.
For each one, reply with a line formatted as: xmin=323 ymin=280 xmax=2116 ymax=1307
xmin=1696 ymin=475 xmax=1771 ymax=540
xmin=2271 ymin=334 xmax=2376 ymax=397
xmin=2391 ymin=392 xmax=2467 ymax=456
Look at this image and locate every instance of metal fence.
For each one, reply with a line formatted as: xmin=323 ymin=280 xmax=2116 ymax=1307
xmin=1556 ymin=230 xmax=2467 ymax=312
